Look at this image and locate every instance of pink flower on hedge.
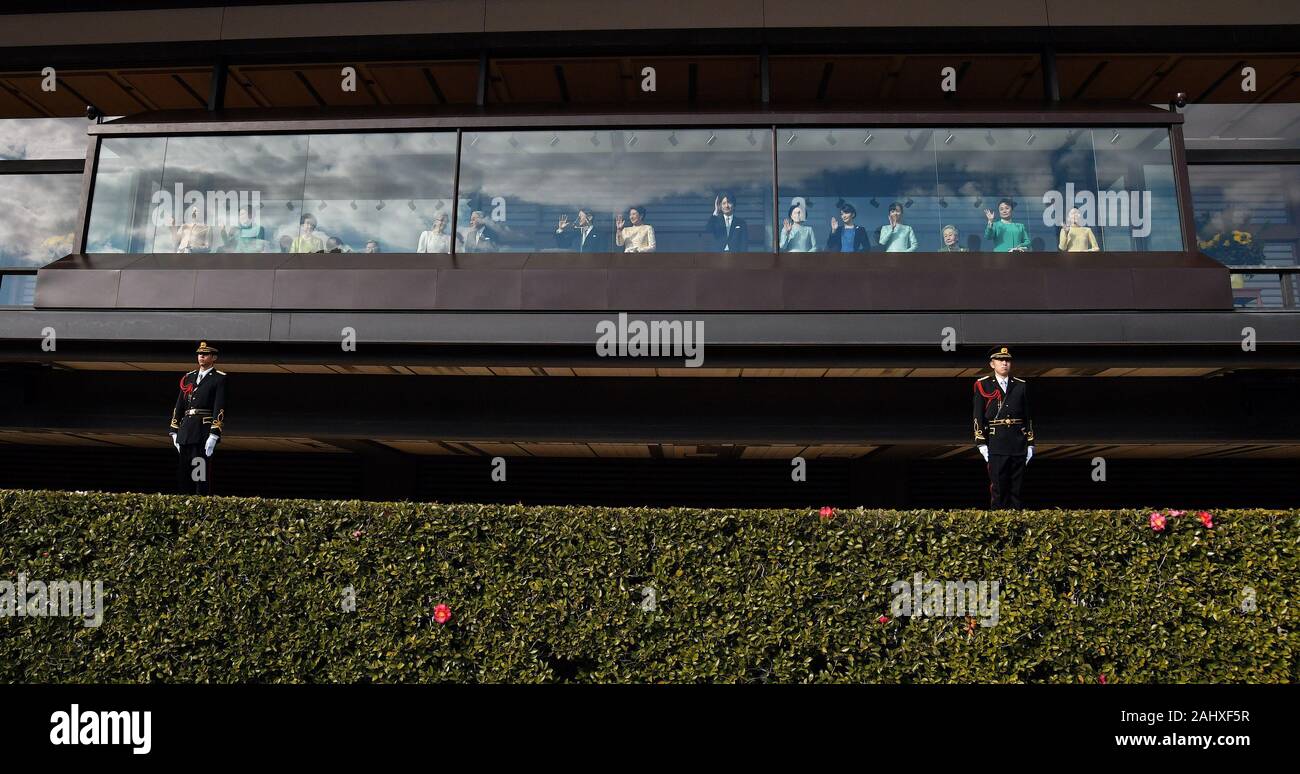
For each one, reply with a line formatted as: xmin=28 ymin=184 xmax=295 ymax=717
xmin=1198 ymin=511 xmax=1214 ymax=529
xmin=877 ymin=615 xmax=890 ymax=624
xmin=433 ymin=604 xmax=452 ymax=625
xmin=819 ymin=506 xmax=836 ymax=521
xmin=351 ymin=530 xmax=362 ymax=539
xmin=1099 ymin=674 xmax=1107 ymax=684
xmin=1167 ymin=510 xmax=1186 ymax=518
xmin=1149 ymin=512 xmax=1167 ymax=532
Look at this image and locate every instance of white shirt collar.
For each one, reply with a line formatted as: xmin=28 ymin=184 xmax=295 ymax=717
xmin=197 ymin=366 xmax=213 ymax=380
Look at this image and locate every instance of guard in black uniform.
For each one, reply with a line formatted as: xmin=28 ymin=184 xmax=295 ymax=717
xmin=169 ymin=341 xmax=227 ymax=495
xmin=972 ymin=346 xmax=1034 ymax=509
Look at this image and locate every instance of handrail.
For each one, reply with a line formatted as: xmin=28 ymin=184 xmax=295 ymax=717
xmin=1226 ymin=266 xmax=1298 ymax=308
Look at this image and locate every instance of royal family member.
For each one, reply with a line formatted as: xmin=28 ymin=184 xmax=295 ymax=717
xmin=417 ymin=214 xmax=452 ymax=253
xmin=825 ymin=199 xmax=871 ymax=252
xmin=555 ymin=208 xmax=610 ymax=252
xmin=221 ymin=207 xmax=266 ymax=252
xmin=170 ymin=341 xmax=227 ymax=496
xmin=779 ymin=204 xmax=816 ymax=252
xmin=291 ymin=213 xmax=324 ymax=253
xmin=878 ymin=201 xmax=918 ymax=252
xmin=168 ymin=205 xmax=212 ymax=253
xmin=704 ymin=192 xmax=748 ymax=252
xmin=615 ymin=206 xmax=656 ymax=253
xmin=983 ymin=198 xmax=1030 ymax=252
xmin=972 ymin=346 xmax=1034 ymax=509
xmin=940 ymin=224 xmax=968 ymax=252
xmin=461 ymin=210 xmax=501 ymax=252
xmin=1058 ymin=207 xmax=1100 ymax=252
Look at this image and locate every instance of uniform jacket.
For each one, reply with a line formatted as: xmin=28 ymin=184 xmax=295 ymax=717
xmin=170 ymin=368 xmax=227 ymax=444
xmin=972 ymin=374 xmax=1034 ymax=455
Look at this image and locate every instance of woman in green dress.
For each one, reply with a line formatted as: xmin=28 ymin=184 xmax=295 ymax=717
xmin=983 ymin=198 xmax=1030 ymax=252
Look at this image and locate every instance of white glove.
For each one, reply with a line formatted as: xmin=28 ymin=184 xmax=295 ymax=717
xmin=978 ymin=445 xmax=989 ymax=462
xmin=1026 ymin=446 xmax=1034 ymax=463
xmin=204 ymin=434 xmax=218 ymax=457
xmin=170 ymin=432 xmax=180 ymax=452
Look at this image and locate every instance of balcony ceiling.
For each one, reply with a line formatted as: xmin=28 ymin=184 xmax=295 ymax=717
xmin=2 ymin=53 xmax=1298 ymax=119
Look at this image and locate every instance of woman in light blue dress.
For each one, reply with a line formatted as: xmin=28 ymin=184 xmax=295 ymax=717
xmin=878 ymin=201 xmax=917 ymax=252
xmin=779 ymin=204 xmax=816 ymax=252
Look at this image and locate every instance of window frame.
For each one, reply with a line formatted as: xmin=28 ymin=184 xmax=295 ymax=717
xmin=76 ymin=106 xmax=1195 ymax=258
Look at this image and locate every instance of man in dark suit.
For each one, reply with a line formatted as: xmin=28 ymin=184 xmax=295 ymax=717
xmin=169 ymin=341 xmax=227 ymax=495
xmin=554 ymin=208 xmax=610 ymax=252
xmin=704 ymin=192 xmax=748 ymax=252
xmin=972 ymin=346 xmax=1034 ymax=509
xmin=824 ymin=199 xmax=872 ymax=252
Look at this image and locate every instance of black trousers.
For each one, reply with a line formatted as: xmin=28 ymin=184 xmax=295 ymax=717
xmin=987 ymin=453 xmax=1026 ymax=509
xmin=177 ymin=443 xmax=213 ymax=495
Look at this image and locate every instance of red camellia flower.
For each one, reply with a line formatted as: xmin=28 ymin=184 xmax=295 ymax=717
xmin=1099 ymin=674 xmax=1107 ymax=684
xmin=1149 ymin=512 xmax=1167 ymax=532
xmin=1198 ymin=511 xmax=1214 ymax=529
xmin=433 ymin=604 xmax=452 ymax=625
xmin=877 ymin=615 xmax=890 ymax=624
xmin=819 ymin=506 xmax=836 ymax=520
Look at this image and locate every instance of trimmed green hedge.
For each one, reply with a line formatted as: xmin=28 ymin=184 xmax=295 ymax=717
xmin=1 ymin=489 xmax=1296 ymax=683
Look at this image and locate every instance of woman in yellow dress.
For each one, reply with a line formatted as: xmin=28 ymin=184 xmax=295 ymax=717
xmin=1058 ymin=207 xmax=1099 ymax=252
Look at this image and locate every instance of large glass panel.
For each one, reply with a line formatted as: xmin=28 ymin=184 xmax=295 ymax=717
xmin=0 ymin=275 xmax=36 ymax=307
xmin=1182 ymin=103 xmax=1300 ymax=152
xmin=777 ymin=128 xmax=939 ymax=252
xmin=456 ymin=129 xmax=773 ymax=253
xmin=936 ymin=128 xmax=1098 ymax=253
xmin=303 ymin=132 xmax=455 ymax=254
xmin=1090 ymin=127 xmax=1183 ymax=251
xmin=1191 ymin=164 xmax=1300 ymax=271
xmin=153 ymin=134 xmax=309 ymax=253
xmin=0 ymin=173 xmax=80 ymax=267
xmin=0 ymin=118 xmax=88 ymax=160
xmin=85 ymin=137 xmax=167 ymax=254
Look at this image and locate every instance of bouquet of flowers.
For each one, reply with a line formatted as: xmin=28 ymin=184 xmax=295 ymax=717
xmin=1198 ymin=229 xmax=1264 ymax=265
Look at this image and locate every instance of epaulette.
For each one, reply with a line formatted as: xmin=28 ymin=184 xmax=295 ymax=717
xmin=215 ymin=370 xmax=227 ymax=376
xmin=187 ymin=370 xmax=197 ymax=375
xmin=1012 ymin=377 xmax=1025 ymax=382
xmin=977 ymin=375 xmax=992 ymax=380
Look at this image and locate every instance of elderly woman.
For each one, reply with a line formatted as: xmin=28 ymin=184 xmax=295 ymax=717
xmin=417 ymin=213 xmax=452 ymax=254
xmin=779 ymin=204 xmax=817 ymax=252
xmin=939 ymin=224 xmax=968 ymax=252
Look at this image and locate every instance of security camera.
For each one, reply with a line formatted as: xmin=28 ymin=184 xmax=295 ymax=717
xmin=85 ymin=105 xmax=101 ymax=121
xmin=1173 ymin=92 xmax=1187 ymax=109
